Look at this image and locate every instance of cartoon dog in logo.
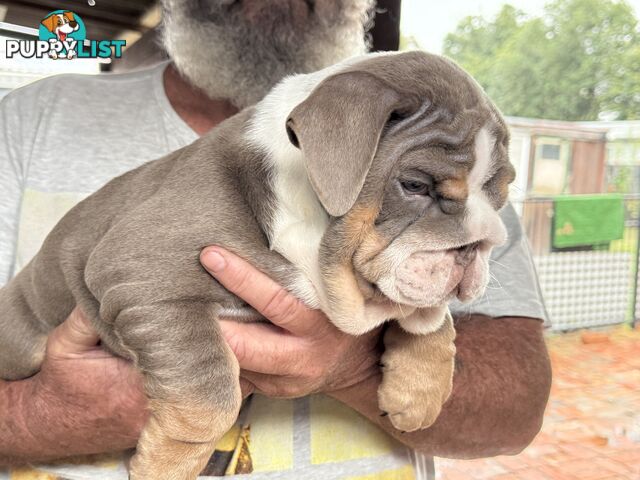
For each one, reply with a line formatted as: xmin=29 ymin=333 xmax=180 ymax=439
xmin=41 ymin=11 xmax=79 ymax=59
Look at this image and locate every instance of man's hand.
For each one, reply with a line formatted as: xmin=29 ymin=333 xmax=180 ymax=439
xmin=0 ymin=308 xmax=147 ymax=465
xmin=200 ymin=247 xmax=381 ymax=398
xmin=201 ymin=247 xmax=552 ymax=459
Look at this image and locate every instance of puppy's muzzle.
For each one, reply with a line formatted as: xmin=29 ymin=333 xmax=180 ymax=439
xmin=395 ymin=244 xmax=477 ymax=306
xmin=387 ymin=223 xmax=505 ymax=308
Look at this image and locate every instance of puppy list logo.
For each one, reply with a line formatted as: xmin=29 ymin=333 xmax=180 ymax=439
xmin=5 ymin=10 xmax=125 ymax=60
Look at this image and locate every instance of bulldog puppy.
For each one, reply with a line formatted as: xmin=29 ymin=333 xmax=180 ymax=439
xmin=0 ymin=51 xmax=514 ymax=480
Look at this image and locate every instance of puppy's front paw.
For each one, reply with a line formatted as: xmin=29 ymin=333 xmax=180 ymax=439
xmin=377 ymin=318 xmax=456 ymax=432
xmin=378 ymin=352 xmax=453 ymax=432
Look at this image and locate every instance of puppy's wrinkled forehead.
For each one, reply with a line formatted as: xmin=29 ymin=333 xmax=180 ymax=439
xmin=345 ymin=52 xmax=487 ymax=116
xmin=347 ymin=51 xmax=512 ymax=208
xmin=285 ymin=51 xmax=513 ymax=218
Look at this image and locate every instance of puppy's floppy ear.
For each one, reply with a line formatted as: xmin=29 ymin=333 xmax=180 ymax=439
xmin=286 ymin=71 xmax=402 ymax=217
xmin=41 ymin=14 xmax=58 ymax=33
xmin=64 ymin=11 xmax=75 ymax=22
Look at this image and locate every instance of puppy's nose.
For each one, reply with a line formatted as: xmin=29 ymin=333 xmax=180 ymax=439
xmin=70 ymin=21 xmax=78 ymax=28
xmin=454 ymin=242 xmax=479 ymax=267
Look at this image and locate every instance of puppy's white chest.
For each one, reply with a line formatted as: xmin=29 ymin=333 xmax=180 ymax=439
xmin=246 ymin=71 xmax=343 ymax=310
xmin=269 ymin=163 xmax=329 ymax=309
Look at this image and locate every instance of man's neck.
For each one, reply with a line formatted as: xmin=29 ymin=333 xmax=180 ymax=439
xmin=163 ymin=64 xmax=239 ymax=136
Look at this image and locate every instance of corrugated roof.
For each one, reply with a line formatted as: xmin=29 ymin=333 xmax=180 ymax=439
xmin=1 ymin=0 xmax=157 ymax=41
xmin=506 ymin=116 xmax=640 ymax=141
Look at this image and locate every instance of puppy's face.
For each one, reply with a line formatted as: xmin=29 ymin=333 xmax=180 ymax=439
xmin=353 ymin=91 xmax=511 ymax=310
xmin=286 ymin=51 xmax=515 ymax=333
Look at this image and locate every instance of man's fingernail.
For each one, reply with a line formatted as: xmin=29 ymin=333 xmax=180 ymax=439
xmin=204 ymin=250 xmax=226 ymax=273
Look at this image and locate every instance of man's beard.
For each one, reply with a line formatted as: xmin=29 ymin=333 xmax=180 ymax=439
xmin=160 ymin=0 xmax=375 ymax=108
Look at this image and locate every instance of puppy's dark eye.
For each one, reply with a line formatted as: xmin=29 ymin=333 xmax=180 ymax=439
xmin=400 ymin=180 xmax=429 ymax=196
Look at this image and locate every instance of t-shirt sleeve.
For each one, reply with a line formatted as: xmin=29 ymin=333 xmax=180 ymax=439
xmin=0 ymin=93 xmax=26 ymax=286
xmin=448 ymin=202 xmax=550 ymax=325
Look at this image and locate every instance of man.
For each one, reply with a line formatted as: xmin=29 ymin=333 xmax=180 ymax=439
xmin=0 ymin=0 xmax=551 ymax=478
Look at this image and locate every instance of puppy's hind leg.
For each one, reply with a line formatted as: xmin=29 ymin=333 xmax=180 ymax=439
xmin=116 ymin=302 xmax=241 ymax=480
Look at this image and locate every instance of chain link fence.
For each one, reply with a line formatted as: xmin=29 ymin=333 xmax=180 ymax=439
xmin=513 ymin=195 xmax=640 ymax=331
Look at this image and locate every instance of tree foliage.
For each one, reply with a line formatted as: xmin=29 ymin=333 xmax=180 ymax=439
xmin=443 ymin=0 xmax=640 ymax=120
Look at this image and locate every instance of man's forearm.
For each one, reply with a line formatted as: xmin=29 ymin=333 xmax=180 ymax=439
xmin=1 ymin=375 xmax=142 ymax=466
xmin=0 ymin=377 xmax=91 ymax=465
xmin=0 ymin=378 xmax=45 ymax=465
xmin=329 ymin=315 xmax=552 ymax=459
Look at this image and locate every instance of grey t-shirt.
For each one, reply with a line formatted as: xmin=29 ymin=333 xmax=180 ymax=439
xmin=0 ymin=62 xmax=547 ymax=479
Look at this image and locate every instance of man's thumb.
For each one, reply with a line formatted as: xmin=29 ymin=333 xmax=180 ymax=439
xmin=46 ymin=307 xmax=100 ymax=358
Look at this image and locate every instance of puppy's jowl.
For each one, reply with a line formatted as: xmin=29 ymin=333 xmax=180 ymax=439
xmin=0 ymin=51 xmax=514 ymax=480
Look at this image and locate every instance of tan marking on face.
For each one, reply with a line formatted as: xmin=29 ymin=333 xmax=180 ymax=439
xmin=324 ymin=263 xmax=362 ymax=298
xmin=345 ymin=204 xmax=396 ymax=297
xmin=322 ymin=262 xmax=366 ymax=323
xmin=342 ymin=204 xmax=380 ymax=250
xmin=437 ymin=177 xmax=468 ymax=202
xmin=340 ymin=202 xmax=390 ymax=279
xmin=320 ymin=202 xmax=390 ymax=332
xmin=497 ymin=177 xmax=510 ymax=201
xmin=323 ymin=260 xmax=409 ymax=334
xmin=486 ymin=163 xmax=515 ymax=208
xmin=355 ymin=231 xmax=388 ymax=270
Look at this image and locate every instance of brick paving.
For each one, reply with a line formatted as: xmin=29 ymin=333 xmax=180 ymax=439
xmin=436 ymin=324 xmax=640 ymax=480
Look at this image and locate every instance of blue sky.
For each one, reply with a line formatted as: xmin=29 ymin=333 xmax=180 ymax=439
xmin=401 ymin=0 xmax=640 ymax=53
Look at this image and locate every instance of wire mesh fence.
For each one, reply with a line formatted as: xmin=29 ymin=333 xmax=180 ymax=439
xmin=513 ymin=195 xmax=640 ymax=331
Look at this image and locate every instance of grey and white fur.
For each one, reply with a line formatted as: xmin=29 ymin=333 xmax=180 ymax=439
xmin=0 ymin=51 xmax=515 ymax=480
